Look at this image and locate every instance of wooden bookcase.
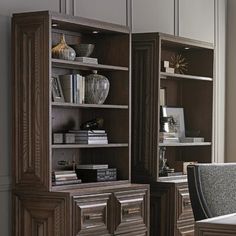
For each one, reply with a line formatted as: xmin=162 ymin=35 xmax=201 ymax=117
xmin=12 ymin=11 xmax=149 ymax=236
xmin=132 ymin=33 xmax=214 ymax=236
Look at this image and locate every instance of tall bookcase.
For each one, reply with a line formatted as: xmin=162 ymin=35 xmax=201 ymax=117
xmin=132 ymin=33 xmax=214 ymax=236
xmin=12 ymin=11 xmax=149 ymax=236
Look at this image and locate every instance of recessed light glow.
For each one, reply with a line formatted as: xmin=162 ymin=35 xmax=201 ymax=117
xmin=52 ymin=23 xmax=58 ymax=28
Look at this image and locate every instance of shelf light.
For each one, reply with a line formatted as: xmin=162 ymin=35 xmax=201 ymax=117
xmin=52 ymin=23 xmax=59 ymax=28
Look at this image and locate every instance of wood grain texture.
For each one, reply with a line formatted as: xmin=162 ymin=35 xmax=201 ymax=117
xmin=12 ymin=13 xmax=50 ymax=190
xmin=150 ymin=182 xmax=194 ymax=236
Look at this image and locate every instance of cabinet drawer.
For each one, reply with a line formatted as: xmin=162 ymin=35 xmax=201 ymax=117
xmin=113 ymin=189 xmax=148 ymax=235
xmin=176 ymin=224 xmax=194 ymax=236
xmin=73 ymin=193 xmax=111 ymax=236
xmin=176 ymin=185 xmax=194 ymax=222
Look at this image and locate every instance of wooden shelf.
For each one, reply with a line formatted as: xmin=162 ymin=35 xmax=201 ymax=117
xmin=52 ymin=143 xmax=129 ymax=149
xmin=52 ymin=58 xmax=129 ymax=71
xmin=52 ymin=102 xmax=129 ymax=109
xmin=159 ymin=142 xmax=211 ymax=147
xmin=160 ymin=72 xmax=213 ymax=81
xmin=51 ymin=180 xmax=129 ymax=191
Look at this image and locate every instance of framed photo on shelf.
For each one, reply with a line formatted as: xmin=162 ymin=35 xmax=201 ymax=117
xmin=51 ymin=77 xmax=64 ymax=102
xmin=161 ymin=107 xmax=185 ymax=138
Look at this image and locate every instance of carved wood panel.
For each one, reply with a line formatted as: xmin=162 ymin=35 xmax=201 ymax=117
xmin=113 ymin=189 xmax=149 ymax=235
xmin=13 ymin=193 xmax=67 ymax=236
xmin=13 ymin=14 xmax=50 ymax=189
xmin=73 ymin=193 xmax=112 ymax=236
xmin=132 ymin=35 xmax=159 ymax=181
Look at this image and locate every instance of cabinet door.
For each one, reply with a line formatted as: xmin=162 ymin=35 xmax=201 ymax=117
xmin=132 ymin=0 xmax=174 ymax=34
xmin=178 ymin=0 xmax=214 ymax=43
xmin=113 ymin=189 xmax=149 ymax=235
xmin=73 ymin=0 xmax=127 ymax=25
xmin=13 ymin=193 xmax=67 ymax=236
xmin=175 ymin=184 xmax=194 ymax=236
xmin=73 ymin=193 xmax=112 ymax=236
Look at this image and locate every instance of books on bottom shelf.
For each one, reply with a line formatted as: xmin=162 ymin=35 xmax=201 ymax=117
xmin=59 ymin=74 xmax=85 ymax=104
xmin=52 ymin=170 xmax=81 ymax=186
xmin=76 ymin=164 xmax=108 ymax=169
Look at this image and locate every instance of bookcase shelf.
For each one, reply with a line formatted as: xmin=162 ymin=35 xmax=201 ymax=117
xmin=52 ymin=143 xmax=129 ymax=149
xmin=160 ymin=72 xmax=213 ymax=81
xmin=13 ymin=11 xmax=149 ymax=236
xmin=132 ymin=32 xmax=214 ymax=236
xmin=52 ymin=102 xmax=129 ymax=109
xmin=159 ymin=142 xmax=211 ymax=147
xmin=52 ymin=58 xmax=129 ymax=71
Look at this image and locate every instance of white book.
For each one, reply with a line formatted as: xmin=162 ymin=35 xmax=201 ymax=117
xmin=76 ymin=139 xmax=108 ymax=144
xmin=76 ymin=164 xmax=108 ymax=169
xmin=75 ymin=57 xmax=98 ymax=64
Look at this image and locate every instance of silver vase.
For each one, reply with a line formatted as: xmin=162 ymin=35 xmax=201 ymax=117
xmin=85 ymin=72 xmax=110 ymax=104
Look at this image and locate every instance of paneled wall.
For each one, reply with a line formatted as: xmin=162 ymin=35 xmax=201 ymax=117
xmin=0 ymin=0 xmax=226 ymax=235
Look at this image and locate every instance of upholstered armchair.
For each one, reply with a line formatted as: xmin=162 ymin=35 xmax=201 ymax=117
xmin=187 ymin=163 xmax=236 ymax=221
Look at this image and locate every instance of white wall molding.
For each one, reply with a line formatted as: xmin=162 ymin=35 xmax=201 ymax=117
xmin=174 ymin=0 xmax=179 ymax=36
xmin=213 ymin=0 xmax=226 ymax=163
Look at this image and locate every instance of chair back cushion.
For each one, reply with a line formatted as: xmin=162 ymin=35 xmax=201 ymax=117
xmin=187 ymin=163 xmax=236 ymax=221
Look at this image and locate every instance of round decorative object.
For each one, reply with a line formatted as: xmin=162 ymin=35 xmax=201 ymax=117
xmin=85 ymin=72 xmax=110 ymax=104
xmin=71 ymin=44 xmax=95 ymax=57
xmin=52 ymin=34 xmax=76 ymax=61
xmin=170 ymin=54 xmax=188 ymax=74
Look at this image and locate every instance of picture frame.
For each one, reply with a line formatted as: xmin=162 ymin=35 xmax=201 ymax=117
xmin=161 ymin=107 xmax=185 ymax=138
xmin=51 ymin=77 xmax=64 ymax=102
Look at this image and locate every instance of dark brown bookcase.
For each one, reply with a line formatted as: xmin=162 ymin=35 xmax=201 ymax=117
xmin=12 ymin=11 xmax=149 ymax=236
xmin=132 ymin=32 xmax=214 ymax=236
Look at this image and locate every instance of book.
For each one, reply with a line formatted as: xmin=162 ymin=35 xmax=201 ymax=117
xmin=179 ymin=137 xmax=204 ymax=143
xmin=52 ymin=179 xmax=81 ymax=186
xmin=75 ymin=136 xmax=108 ymax=140
xmin=75 ymin=57 xmax=98 ymax=64
xmin=69 ymin=130 xmax=106 ymax=134
xmin=76 ymin=164 xmax=108 ymax=169
xmin=76 ymin=139 xmax=108 ymax=144
xmin=59 ymin=74 xmax=74 ymax=103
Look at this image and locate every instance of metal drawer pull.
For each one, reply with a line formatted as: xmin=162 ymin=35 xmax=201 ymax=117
xmin=84 ymin=213 xmax=103 ymax=220
xmin=123 ymin=207 xmax=141 ymax=215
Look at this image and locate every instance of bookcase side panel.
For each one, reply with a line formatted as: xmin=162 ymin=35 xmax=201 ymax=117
xmin=12 ymin=14 xmax=50 ymax=190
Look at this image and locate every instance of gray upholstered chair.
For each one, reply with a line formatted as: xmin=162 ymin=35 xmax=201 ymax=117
xmin=187 ymin=163 xmax=236 ymax=221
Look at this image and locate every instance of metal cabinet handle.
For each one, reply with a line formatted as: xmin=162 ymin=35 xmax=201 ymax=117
xmin=122 ymin=207 xmax=141 ymax=216
xmin=84 ymin=213 xmax=103 ymax=220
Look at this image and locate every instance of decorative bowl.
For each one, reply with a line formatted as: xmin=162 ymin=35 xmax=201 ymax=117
xmin=71 ymin=44 xmax=95 ymax=57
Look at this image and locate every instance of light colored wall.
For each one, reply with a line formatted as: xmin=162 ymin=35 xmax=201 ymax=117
xmin=226 ymin=0 xmax=236 ymax=162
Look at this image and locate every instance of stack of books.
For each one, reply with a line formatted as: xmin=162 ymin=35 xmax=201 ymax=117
xmin=159 ymin=132 xmax=179 ymax=143
xmin=69 ymin=130 xmax=108 ymax=144
xmin=52 ymin=170 xmax=81 ymax=186
xmin=75 ymin=57 xmax=98 ymax=64
xmin=59 ymin=74 xmax=85 ymax=104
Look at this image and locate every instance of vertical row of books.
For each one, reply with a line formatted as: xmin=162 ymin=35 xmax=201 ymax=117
xmin=59 ymin=74 xmax=85 ymax=104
